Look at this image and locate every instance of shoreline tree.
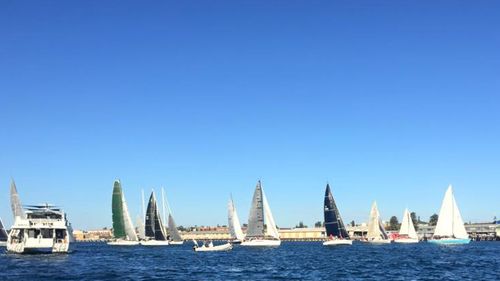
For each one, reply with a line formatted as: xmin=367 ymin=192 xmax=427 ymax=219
xmin=429 ymin=214 xmax=439 ymax=226
xmin=389 ymin=216 xmax=400 ymax=231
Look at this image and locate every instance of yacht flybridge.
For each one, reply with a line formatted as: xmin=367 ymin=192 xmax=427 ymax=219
xmin=6 ymin=180 xmax=71 ymax=253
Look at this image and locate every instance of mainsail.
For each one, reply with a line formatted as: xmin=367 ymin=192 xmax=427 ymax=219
xmin=228 ymin=197 xmax=245 ymax=241
xmin=323 ymin=184 xmax=349 ymax=239
xmin=246 ymin=181 xmax=265 ymax=238
xmin=366 ymin=201 xmax=388 ymax=240
xmin=111 ymin=180 xmax=138 ymax=241
xmin=0 ymin=218 xmax=8 ymax=242
xmin=10 ymin=179 xmax=26 ymax=220
xmin=433 ymin=185 xmax=468 ymax=239
xmin=167 ymin=214 xmax=182 ymax=241
xmin=399 ymin=208 xmax=418 ymax=239
xmin=145 ymin=192 xmax=167 ymax=241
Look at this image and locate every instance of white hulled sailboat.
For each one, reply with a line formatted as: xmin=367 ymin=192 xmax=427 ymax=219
xmin=140 ymin=191 xmax=169 ymax=246
xmin=322 ymin=184 xmax=352 ymax=246
xmin=364 ymin=201 xmax=391 ymax=244
xmin=108 ymin=180 xmax=139 ymax=246
xmin=429 ymin=185 xmax=470 ymax=245
xmin=394 ymin=208 xmax=419 ymax=243
xmin=241 ymin=181 xmax=281 ymax=247
xmin=228 ymin=196 xmax=245 ymax=244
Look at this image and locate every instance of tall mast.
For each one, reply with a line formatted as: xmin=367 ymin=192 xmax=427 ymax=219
xmin=141 ymin=189 xmax=146 ymax=224
xmin=161 ymin=187 xmax=167 ymax=223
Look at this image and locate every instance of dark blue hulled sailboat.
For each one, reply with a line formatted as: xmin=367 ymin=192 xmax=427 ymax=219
xmin=323 ymin=184 xmax=352 ymax=246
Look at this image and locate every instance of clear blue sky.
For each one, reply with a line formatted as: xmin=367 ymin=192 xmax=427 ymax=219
xmin=1 ymin=1 xmax=499 ymax=230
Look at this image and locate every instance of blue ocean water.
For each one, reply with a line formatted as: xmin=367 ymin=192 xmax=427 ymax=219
xmin=1 ymin=242 xmax=499 ymax=280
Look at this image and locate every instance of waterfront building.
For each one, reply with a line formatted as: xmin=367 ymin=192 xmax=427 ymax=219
xmin=73 ymin=229 xmax=113 ymax=242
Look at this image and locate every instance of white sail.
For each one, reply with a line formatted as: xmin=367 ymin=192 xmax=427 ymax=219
xmin=434 ymin=185 xmax=467 ymax=239
xmin=399 ymin=208 xmax=418 ymax=239
xmin=262 ymin=188 xmax=279 ymax=239
xmin=451 ymin=194 xmax=468 ymax=238
xmin=136 ymin=215 xmax=146 ymax=240
xmin=366 ymin=201 xmax=388 ymax=240
xmin=228 ymin=197 xmax=245 ymax=241
xmin=121 ymin=193 xmax=138 ymax=241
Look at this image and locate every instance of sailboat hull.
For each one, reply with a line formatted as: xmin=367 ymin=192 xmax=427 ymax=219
xmin=140 ymin=240 xmax=169 ymax=246
xmin=323 ymin=239 xmax=352 ymax=246
xmin=0 ymin=241 xmax=6 ymax=247
xmin=107 ymin=240 xmax=140 ymax=246
xmin=428 ymin=238 xmax=470 ymax=245
xmin=241 ymin=239 xmax=281 ymax=247
xmin=362 ymin=239 xmax=391 ymax=244
xmin=394 ymin=238 xmax=419 ymax=244
xmin=169 ymin=241 xmax=184 ymax=245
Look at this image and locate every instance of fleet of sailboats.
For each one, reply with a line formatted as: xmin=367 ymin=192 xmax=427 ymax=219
xmin=241 ymin=181 xmax=281 ymax=247
xmin=1 ymin=179 xmax=476 ymax=251
xmin=323 ymin=184 xmax=352 ymax=246
xmin=429 ymin=185 xmax=470 ymax=245
xmin=394 ymin=208 xmax=419 ymax=243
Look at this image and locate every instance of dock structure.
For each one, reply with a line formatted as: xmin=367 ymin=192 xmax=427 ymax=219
xmin=179 ymin=226 xmax=369 ymax=242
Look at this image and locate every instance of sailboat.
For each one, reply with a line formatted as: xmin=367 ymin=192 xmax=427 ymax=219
xmin=241 ymin=180 xmax=281 ymax=247
xmin=163 ymin=189 xmax=184 ymax=245
xmin=228 ymin=196 xmax=245 ymax=244
xmin=364 ymin=201 xmax=391 ymax=244
xmin=394 ymin=208 xmax=419 ymax=243
xmin=167 ymin=214 xmax=184 ymax=245
xmin=322 ymin=184 xmax=352 ymax=246
xmin=0 ymin=218 xmax=8 ymax=247
xmin=429 ymin=185 xmax=470 ymax=245
xmin=141 ymin=191 xmax=169 ymax=246
xmin=108 ymin=180 xmax=139 ymax=246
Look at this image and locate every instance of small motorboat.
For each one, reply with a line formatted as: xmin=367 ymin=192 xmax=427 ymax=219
xmin=192 ymin=240 xmax=232 ymax=252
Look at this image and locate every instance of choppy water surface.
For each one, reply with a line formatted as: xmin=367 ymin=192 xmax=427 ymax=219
xmin=1 ymin=242 xmax=499 ymax=280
